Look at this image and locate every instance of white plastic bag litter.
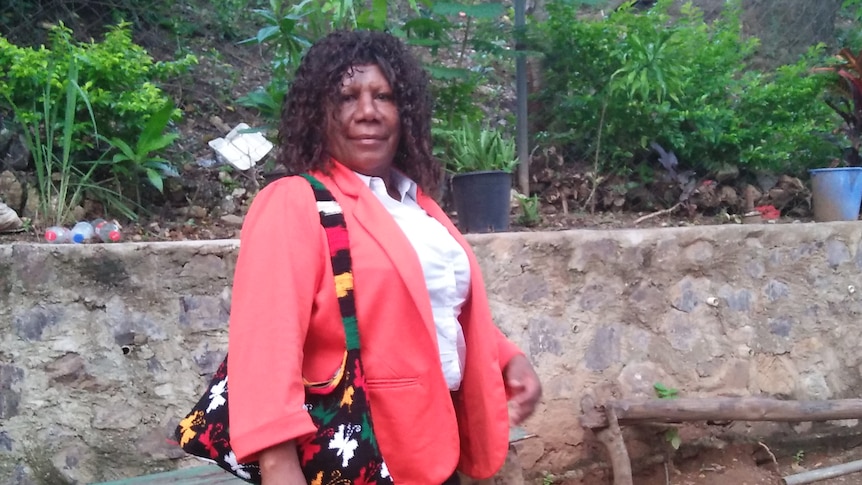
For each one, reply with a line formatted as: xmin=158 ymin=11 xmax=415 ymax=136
xmin=207 ymin=123 xmax=274 ymax=171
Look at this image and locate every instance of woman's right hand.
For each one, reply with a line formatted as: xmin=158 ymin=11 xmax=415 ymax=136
xmin=259 ymin=440 xmax=307 ymax=485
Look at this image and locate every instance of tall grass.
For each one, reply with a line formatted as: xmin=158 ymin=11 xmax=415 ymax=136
xmin=5 ymin=58 xmax=136 ymax=225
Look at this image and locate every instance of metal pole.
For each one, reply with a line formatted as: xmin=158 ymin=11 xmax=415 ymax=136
xmin=514 ymin=0 xmax=529 ymax=195
xmin=782 ymin=459 xmax=862 ymax=485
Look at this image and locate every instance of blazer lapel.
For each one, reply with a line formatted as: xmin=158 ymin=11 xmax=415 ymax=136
xmin=323 ymin=162 xmax=437 ymax=339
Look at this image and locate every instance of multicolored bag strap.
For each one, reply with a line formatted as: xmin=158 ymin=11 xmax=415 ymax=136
xmin=300 ymin=173 xmax=361 ymax=351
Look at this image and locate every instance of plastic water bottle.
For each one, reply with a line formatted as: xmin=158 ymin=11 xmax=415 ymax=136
xmin=93 ymin=219 xmax=122 ymax=242
xmin=70 ymin=221 xmax=95 ymax=243
xmin=44 ymin=226 xmax=71 ymax=244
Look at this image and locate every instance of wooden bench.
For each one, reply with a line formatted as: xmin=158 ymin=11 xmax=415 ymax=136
xmin=94 ymin=427 xmax=533 ymax=485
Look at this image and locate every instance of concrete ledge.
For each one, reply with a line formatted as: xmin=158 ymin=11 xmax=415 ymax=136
xmin=3 ymin=222 xmax=862 ymax=483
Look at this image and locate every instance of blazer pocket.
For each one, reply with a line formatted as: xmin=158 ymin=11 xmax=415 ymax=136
xmin=366 ymin=376 xmax=419 ymax=390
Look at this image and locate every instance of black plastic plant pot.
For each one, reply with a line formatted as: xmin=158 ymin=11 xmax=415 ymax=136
xmin=451 ymin=170 xmax=512 ymax=233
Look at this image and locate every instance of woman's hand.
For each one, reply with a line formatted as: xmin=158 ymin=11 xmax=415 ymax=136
xmin=259 ymin=440 xmax=307 ymax=485
xmin=503 ymin=354 xmax=542 ymax=425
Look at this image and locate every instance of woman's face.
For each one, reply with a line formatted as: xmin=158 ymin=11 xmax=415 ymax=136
xmin=325 ymin=64 xmax=401 ymax=178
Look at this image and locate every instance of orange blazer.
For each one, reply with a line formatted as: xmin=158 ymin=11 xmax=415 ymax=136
xmin=228 ymin=160 xmax=523 ymax=484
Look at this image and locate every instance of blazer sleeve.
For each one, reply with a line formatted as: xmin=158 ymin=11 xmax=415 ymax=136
xmin=495 ymin=327 xmax=524 ymax=371
xmin=227 ymin=177 xmax=324 ymax=463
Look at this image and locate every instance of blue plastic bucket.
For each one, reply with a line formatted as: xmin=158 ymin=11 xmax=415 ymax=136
xmin=809 ymin=167 xmax=862 ymax=222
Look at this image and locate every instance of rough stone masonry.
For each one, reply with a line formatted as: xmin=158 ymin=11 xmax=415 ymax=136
xmin=2 ymin=222 xmax=862 ymax=484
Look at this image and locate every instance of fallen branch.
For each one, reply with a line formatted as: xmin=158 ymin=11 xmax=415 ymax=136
xmin=580 ymin=397 xmax=862 ymax=429
xmin=634 ymin=202 xmax=682 ymax=225
xmin=595 ymin=406 xmax=633 ymax=485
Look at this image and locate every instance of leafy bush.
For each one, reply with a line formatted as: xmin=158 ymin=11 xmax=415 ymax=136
xmin=236 ymin=0 xmax=314 ymax=124
xmin=731 ymin=53 xmax=838 ymax=171
xmin=237 ymin=0 xmax=514 ymax=138
xmin=0 ymin=22 xmax=197 ymax=219
xmin=813 ymin=47 xmax=862 ymax=165
xmin=1 ymin=23 xmax=195 ymax=152
xmin=436 ymin=120 xmax=518 ymax=173
xmin=837 ymin=0 xmax=862 ymax=51
xmin=531 ymin=0 xmax=841 ymax=176
xmin=401 ymin=2 xmax=512 ymax=127
xmin=101 ymin=100 xmax=181 ymax=194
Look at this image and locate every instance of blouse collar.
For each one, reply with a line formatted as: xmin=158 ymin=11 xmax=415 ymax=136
xmin=352 ymin=169 xmax=418 ymax=203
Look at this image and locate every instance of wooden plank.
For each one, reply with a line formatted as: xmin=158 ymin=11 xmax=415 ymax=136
xmin=92 ymin=465 xmax=245 ymax=485
xmin=581 ymin=397 xmax=862 ymax=429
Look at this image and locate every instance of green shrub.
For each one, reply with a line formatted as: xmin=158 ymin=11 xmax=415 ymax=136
xmin=730 ymin=53 xmax=838 ymax=172
xmin=1 ymin=23 xmax=195 ymax=154
xmin=101 ymin=100 xmax=181 ymax=195
xmin=436 ymin=120 xmax=518 ymax=173
xmin=0 ymin=22 xmax=197 ymax=219
xmin=532 ymin=0 xmax=841 ymax=176
xmin=238 ymin=0 xmax=513 ymax=138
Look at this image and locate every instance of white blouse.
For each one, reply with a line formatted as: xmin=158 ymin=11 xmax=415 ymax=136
xmin=354 ymin=171 xmax=470 ymax=390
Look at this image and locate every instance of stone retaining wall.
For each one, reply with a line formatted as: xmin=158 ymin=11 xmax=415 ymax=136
xmin=2 ymin=222 xmax=862 ymax=484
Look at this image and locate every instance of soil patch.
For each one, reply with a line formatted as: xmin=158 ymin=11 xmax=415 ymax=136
xmin=560 ymin=441 xmax=862 ymax=485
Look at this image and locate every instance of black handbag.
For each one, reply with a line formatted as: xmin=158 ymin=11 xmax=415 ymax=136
xmin=175 ymin=174 xmax=393 ymax=484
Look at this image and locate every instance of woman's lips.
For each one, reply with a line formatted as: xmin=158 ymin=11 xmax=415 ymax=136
xmin=352 ymin=137 xmax=386 ymax=145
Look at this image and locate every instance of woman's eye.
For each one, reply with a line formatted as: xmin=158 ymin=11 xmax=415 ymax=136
xmin=376 ymin=93 xmax=394 ymax=101
xmin=340 ymin=93 xmax=356 ymax=102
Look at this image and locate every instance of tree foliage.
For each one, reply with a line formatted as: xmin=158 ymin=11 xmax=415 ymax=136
xmin=531 ymin=0 xmax=841 ymax=177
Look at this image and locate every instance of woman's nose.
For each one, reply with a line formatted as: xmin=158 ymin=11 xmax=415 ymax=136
xmin=355 ymin=92 xmax=378 ymax=119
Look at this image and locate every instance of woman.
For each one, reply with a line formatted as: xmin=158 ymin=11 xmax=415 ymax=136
xmin=227 ymin=30 xmax=541 ymax=484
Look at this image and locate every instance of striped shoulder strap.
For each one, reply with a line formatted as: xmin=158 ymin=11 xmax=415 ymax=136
xmin=299 ymin=174 xmax=361 ymax=351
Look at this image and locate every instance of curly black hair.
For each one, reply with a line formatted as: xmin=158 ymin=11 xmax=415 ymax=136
xmin=276 ymin=30 xmax=441 ymax=195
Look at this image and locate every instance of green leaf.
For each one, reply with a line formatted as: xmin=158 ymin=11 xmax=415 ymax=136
xmin=256 ymin=25 xmax=279 ymax=44
xmin=145 ymin=159 xmax=179 ymax=178
xmin=138 ymin=101 xmax=176 ymax=153
xmin=237 ymin=89 xmax=273 ymax=107
xmin=109 ymin=137 xmax=136 ymax=160
xmin=432 ymin=2 xmax=503 ymax=19
xmin=441 ymin=119 xmax=517 ymax=173
xmin=426 ymin=65 xmax=471 ymax=80
xmin=145 ymin=167 xmax=164 ymax=193
xmin=405 ymin=38 xmax=447 ymax=49
xmin=59 ymin=59 xmax=79 ymax=175
xmin=653 ymin=382 xmax=679 ymax=399
xmin=402 ymin=17 xmax=448 ymax=40
xmin=369 ymin=0 xmax=388 ymax=30
xmin=666 ymin=429 xmax=682 ymax=450
xmin=251 ymin=8 xmax=277 ymax=23
xmin=138 ymin=133 xmax=179 ymax=156
xmin=277 ymin=17 xmax=298 ymax=34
